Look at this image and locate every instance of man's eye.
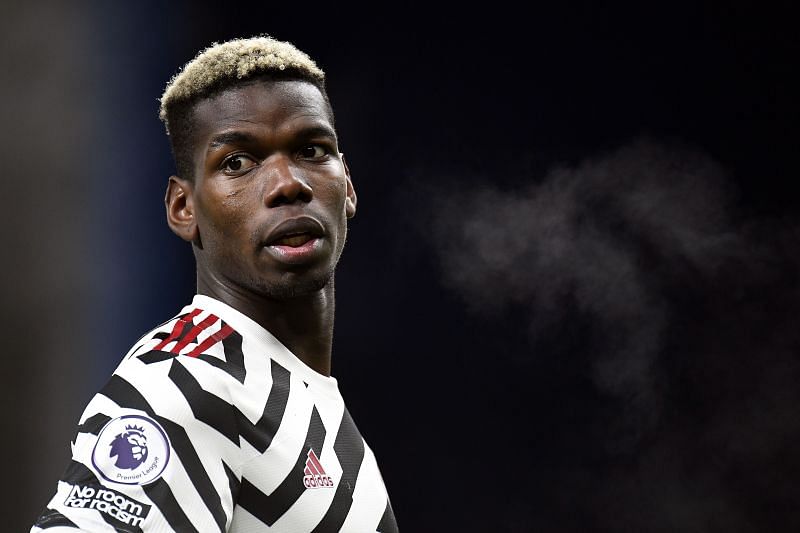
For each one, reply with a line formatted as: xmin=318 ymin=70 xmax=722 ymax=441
xmin=222 ymin=155 xmax=257 ymax=173
xmin=299 ymin=145 xmax=327 ymax=159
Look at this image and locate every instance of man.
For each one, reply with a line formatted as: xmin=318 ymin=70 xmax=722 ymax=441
xmin=31 ymin=35 xmax=398 ymax=532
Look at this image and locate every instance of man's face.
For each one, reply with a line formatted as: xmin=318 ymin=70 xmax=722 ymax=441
xmin=177 ymin=79 xmax=356 ymax=299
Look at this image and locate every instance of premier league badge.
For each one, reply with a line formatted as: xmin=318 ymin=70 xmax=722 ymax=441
xmin=92 ymin=414 xmax=170 ymax=485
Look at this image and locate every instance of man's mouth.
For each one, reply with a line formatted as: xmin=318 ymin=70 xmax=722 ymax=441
xmin=272 ymin=233 xmax=314 ymax=247
xmin=264 ymin=216 xmax=325 ymax=245
xmin=262 ymin=217 xmax=326 ymax=264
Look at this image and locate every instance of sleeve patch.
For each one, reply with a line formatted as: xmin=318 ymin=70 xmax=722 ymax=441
xmin=63 ymin=483 xmax=151 ymax=531
xmin=91 ymin=414 xmax=171 ymax=485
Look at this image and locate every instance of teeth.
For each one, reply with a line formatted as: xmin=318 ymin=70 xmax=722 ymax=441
xmin=274 ymin=234 xmax=312 ymax=247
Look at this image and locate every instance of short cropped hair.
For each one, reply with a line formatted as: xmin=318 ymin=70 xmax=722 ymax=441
xmin=159 ymin=36 xmax=329 ymax=180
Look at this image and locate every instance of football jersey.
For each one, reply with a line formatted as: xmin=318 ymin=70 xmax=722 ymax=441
xmin=31 ymin=294 xmax=398 ymax=532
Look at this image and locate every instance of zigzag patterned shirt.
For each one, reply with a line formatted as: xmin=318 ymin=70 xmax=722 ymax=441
xmin=31 ymin=294 xmax=398 ymax=532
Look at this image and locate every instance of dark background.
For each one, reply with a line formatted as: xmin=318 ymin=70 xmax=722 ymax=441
xmin=3 ymin=1 xmax=799 ymax=531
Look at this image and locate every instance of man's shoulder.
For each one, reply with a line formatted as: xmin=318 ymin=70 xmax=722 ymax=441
xmin=120 ymin=303 xmax=248 ymax=384
xmin=83 ymin=303 xmax=258 ymax=435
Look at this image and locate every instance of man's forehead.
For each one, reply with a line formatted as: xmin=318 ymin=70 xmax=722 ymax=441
xmin=192 ymin=79 xmax=332 ymax=132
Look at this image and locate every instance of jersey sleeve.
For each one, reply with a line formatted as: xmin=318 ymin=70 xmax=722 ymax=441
xmin=31 ymin=352 xmax=245 ymax=533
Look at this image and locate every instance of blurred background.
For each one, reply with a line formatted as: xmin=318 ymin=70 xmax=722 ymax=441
xmin=2 ymin=1 xmax=799 ymax=531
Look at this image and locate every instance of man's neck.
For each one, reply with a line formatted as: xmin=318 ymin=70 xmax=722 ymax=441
xmin=197 ymin=276 xmax=336 ymax=377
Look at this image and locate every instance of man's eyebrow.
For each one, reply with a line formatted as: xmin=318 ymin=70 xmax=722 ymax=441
xmin=297 ymin=125 xmax=337 ymax=139
xmin=207 ymin=131 xmax=259 ymax=150
xmin=206 ymin=125 xmax=337 ymax=153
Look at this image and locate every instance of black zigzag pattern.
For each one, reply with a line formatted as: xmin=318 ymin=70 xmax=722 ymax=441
xmin=33 ymin=508 xmax=78 ymax=529
xmin=311 ymin=409 xmax=366 ymax=533
xmin=238 ymin=407 xmax=326 ymax=526
xmin=138 ymin=350 xmax=174 ymax=364
xmin=377 ymin=499 xmax=399 ymax=533
xmin=194 ymin=328 xmax=246 ymax=383
xmin=166 ymin=357 xmax=290 ymax=451
xmin=75 ymin=413 xmax=112 ymax=436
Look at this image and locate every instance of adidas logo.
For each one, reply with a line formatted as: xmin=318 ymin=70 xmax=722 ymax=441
xmin=303 ymin=448 xmax=334 ymax=489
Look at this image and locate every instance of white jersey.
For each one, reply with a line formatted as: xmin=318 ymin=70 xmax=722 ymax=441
xmin=32 ymin=294 xmax=398 ymax=532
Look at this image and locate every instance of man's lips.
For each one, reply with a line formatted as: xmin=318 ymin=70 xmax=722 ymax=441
xmin=264 ymin=216 xmax=325 ymax=246
xmin=262 ymin=216 xmax=326 ymax=264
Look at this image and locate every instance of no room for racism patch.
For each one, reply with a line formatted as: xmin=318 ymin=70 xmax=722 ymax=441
xmin=64 ymin=483 xmax=151 ymax=531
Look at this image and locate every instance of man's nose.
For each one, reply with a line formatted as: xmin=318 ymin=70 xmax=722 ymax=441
xmin=263 ymin=154 xmax=313 ymax=207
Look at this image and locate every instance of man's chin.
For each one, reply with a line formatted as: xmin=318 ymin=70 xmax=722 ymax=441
xmin=254 ymin=270 xmax=333 ymax=300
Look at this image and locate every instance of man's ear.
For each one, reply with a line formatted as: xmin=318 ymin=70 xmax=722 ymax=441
xmin=341 ymin=153 xmax=357 ymax=219
xmin=165 ymin=176 xmax=199 ymax=244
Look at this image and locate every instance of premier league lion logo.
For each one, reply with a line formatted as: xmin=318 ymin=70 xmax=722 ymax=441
xmin=109 ymin=425 xmax=149 ymax=470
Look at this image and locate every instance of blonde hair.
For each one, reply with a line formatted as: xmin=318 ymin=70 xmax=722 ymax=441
xmin=159 ymin=35 xmax=326 ymax=133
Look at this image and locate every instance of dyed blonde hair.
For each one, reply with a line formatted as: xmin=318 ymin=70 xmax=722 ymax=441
xmin=159 ymin=35 xmax=325 ymax=131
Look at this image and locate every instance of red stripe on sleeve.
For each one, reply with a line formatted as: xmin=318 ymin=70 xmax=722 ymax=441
xmin=172 ymin=313 xmax=219 ymax=354
xmin=153 ymin=309 xmax=202 ymax=351
xmin=185 ymin=324 xmax=234 ymax=358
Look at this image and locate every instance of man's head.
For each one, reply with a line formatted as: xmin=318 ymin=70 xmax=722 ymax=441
xmin=160 ymin=36 xmax=357 ymax=301
xmin=160 ymin=36 xmax=329 ymax=181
